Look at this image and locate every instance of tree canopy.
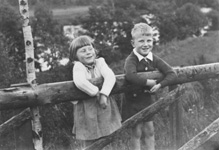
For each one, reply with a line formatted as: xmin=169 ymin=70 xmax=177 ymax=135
xmin=31 ymin=3 xmax=69 ymax=70
xmin=72 ymin=0 xmax=211 ymax=63
xmin=0 ymin=3 xmax=26 ymax=87
xmin=0 ymin=0 xmax=218 ymax=76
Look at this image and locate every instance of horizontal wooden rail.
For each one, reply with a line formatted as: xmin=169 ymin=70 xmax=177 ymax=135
xmin=0 ymin=63 xmax=219 ymax=110
xmin=178 ymin=117 xmax=219 ymax=150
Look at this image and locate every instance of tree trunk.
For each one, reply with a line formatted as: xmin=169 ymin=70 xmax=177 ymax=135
xmin=18 ymin=0 xmax=43 ymax=149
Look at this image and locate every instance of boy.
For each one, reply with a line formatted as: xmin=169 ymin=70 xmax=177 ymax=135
xmin=123 ymin=23 xmax=176 ymax=150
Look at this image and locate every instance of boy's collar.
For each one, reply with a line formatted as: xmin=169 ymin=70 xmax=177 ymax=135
xmin=133 ymin=49 xmax=153 ymax=62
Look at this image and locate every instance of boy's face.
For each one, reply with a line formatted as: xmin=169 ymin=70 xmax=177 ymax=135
xmin=132 ymin=34 xmax=153 ymax=57
xmin=76 ymin=44 xmax=96 ymax=65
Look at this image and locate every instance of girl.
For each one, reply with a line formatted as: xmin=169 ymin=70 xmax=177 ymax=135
xmin=69 ymin=35 xmax=122 ymax=148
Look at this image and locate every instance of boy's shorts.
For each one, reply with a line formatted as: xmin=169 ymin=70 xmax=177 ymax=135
xmin=122 ymin=89 xmax=154 ymax=122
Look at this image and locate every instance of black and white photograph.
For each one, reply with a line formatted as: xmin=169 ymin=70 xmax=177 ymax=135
xmin=0 ymin=0 xmax=219 ymax=150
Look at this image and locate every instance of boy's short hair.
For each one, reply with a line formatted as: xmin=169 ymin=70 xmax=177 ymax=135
xmin=131 ymin=23 xmax=153 ymax=39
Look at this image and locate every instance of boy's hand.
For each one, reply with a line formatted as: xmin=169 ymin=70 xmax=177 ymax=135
xmin=146 ymin=79 xmax=157 ymax=87
xmin=150 ymin=83 xmax=161 ymax=93
xmin=99 ymin=94 xmax=108 ymax=109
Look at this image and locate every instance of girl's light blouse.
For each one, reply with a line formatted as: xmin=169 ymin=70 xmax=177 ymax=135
xmin=73 ymin=57 xmax=116 ymax=97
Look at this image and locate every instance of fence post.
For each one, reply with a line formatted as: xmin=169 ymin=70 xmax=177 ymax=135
xmin=169 ymin=85 xmax=183 ymax=150
xmin=18 ymin=0 xmax=43 ymax=150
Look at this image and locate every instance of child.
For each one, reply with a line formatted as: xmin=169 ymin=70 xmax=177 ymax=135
xmin=123 ymin=23 xmax=176 ymax=150
xmin=69 ymin=35 xmax=122 ymax=148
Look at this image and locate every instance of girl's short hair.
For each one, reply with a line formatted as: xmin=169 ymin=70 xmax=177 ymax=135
xmin=131 ymin=23 xmax=153 ymax=39
xmin=69 ymin=35 xmax=94 ymax=62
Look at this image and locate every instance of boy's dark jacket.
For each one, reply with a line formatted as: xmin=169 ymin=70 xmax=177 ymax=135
xmin=122 ymin=52 xmax=177 ymax=121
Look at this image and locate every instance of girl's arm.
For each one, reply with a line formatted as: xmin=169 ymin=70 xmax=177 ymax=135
xmin=73 ymin=62 xmax=99 ymax=96
xmin=98 ymin=58 xmax=116 ymax=96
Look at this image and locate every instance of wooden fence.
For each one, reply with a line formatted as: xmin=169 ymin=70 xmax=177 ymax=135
xmin=1 ymin=0 xmax=219 ymax=149
xmin=1 ymin=63 xmax=219 ymax=150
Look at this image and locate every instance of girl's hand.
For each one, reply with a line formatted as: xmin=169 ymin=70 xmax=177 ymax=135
xmin=99 ymin=94 xmax=108 ymax=109
xmin=150 ymin=83 xmax=161 ymax=93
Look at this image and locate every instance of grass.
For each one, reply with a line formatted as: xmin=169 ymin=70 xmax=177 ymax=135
xmin=29 ymin=6 xmax=89 ymax=16
xmin=28 ymin=5 xmax=90 ymax=25
xmin=157 ymin=31 xmax=219 ymax=67
xmin=12 ymin=4 xmax=90 ymax=25
xmin=152 ymin=31 xmax=219 ymax=149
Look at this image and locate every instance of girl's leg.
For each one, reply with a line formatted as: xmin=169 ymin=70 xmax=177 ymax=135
xmin=142 ymin=121 xmax=155 ymax=150
xmin=130 ymin=122 xmax=143 ymax=150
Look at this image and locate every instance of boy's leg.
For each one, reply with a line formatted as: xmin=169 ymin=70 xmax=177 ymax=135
xmin=130 ymin=122 xmax=143 ymax=150
xmin=142 ymin=121 xmax=155 ymax=150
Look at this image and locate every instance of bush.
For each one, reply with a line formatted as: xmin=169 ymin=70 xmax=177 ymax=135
xmin=175 ymin=3 xmax=208 ymax=40
xmin=207 ymin=10 xmax=219 ymax=31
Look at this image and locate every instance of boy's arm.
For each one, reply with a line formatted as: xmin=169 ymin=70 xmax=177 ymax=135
xmin=98 ymin=58 xmax=116 ymax=96
xmin=73 ymin=62 xmax=99 ymax=96
xmin=124 ymin=56 xmax=148 ymax=86
xmin=154 ymin=56 xmax=177 ymax=87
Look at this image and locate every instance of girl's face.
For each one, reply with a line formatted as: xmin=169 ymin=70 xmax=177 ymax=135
xmin=132 ymin=34 xmax=153 ymax=57
xmin=76 ymin=44 xmax=96 ymax=65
